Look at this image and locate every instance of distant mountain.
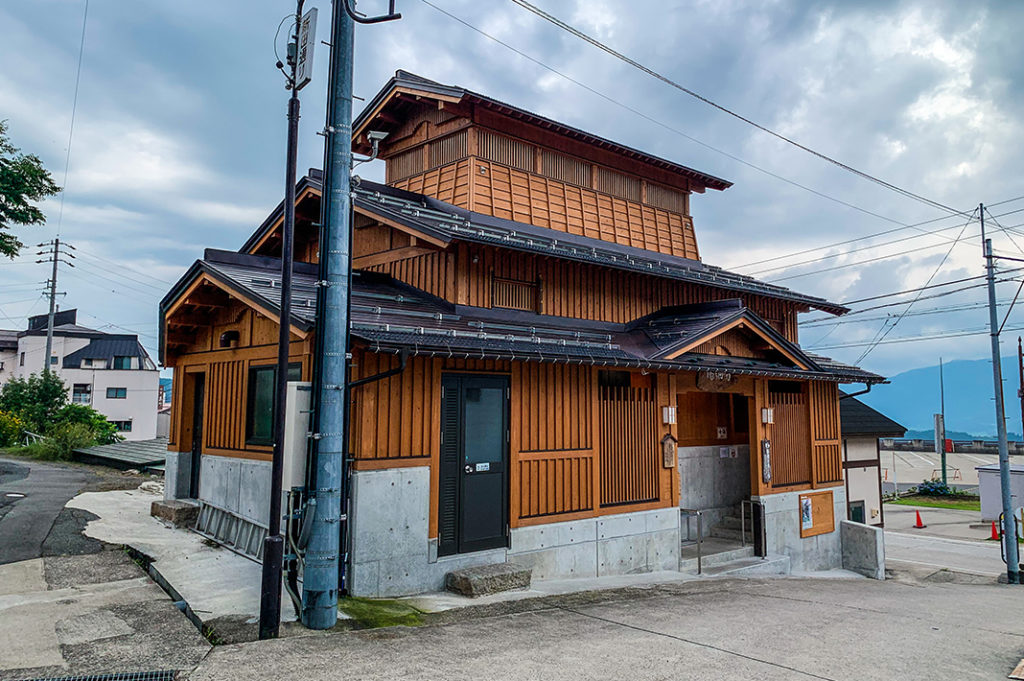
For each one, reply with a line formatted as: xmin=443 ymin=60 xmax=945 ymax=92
xmin=858 ymin=355 xmax=1024 ymax=439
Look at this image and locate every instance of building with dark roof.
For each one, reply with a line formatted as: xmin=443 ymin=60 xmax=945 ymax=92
xmin=840 ymin=393 xmax=906 ymax=527
xmin=3 ymin=309 xmax=159 ymax=440
xmin=160 ymin=71 xmax=885 ymax=597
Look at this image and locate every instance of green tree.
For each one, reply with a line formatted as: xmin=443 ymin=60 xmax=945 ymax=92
xmin=0 ymin=120 xmax=60 ymax=258
xmin=0 ymin=372 xmax=68 ymax=432
xmin=53 ymin=403 xmax=121 ymax=444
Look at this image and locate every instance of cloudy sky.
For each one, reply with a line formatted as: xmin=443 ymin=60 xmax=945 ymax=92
xmin=1 ymin=0 xmax=1022 ymax=380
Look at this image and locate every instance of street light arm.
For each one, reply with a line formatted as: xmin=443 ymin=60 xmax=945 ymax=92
xmin=344 ymin=0 xmax=401 ymax=24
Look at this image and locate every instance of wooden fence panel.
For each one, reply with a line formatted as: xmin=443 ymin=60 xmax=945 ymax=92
xmin=809 ymin=381 xmax=843 ymax=485
xmin=518 ymin=450 xmax=594 ymax=518
xmin=599 ymin=385 xmax=659 ymax=506
xmin=767 ymin=385 xmax=811 ymax=487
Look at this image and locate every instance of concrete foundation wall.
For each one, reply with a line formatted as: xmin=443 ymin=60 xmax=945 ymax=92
xmin=840 ymin=519 xmax=885 ymax=579
xmin=348 ymin=467 xmax=507 ymax=598
xmin=189 ymin=454 xmax=273 ymax=528
xmin=677 ymin=444 xmax=750 ymax=532
xmin=754 ymin=487 xmax=846 ymax=572
xmin=348 ymin=466 xmax=682 ymax=597
xmin=164 ymin=450 xmax=191 ymax=500
xmin=508 ymin=508 xmax=680 ymax=581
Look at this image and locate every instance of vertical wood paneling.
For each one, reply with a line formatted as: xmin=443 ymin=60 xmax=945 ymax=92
xmin=767 ymin=384 xmax=812 ymax=487
xmin=205 ymin=359 xmax=245 ymax=451
xmin=809 ymin=381 xmax=843 ymax=485
xmin=598 ymin=385 xmax=660 ymax=506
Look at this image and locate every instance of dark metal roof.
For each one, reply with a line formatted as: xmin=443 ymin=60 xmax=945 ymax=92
xmin=839 ymin=393 xmax=907 ymax=437
xmin=62 ymin=336 xmax=154 ymax=369
xmin=161 ymin=250 xmax=882 ymax=384
xmin=72 ymin=437 xmax=168 ymax=470
xmin=353 ymin=70 xmax=733 ymax=191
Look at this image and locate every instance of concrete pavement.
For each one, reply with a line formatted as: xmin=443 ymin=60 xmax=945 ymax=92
xmin=884 ymin=503 xmax=989 ymax=541
xmin=188 ymin=576 xmax=1024 ymax=681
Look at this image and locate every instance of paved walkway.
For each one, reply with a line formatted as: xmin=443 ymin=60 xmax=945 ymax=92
xmin=188 ymin=576 xmax=1024 ymax=681
xmin=883 ymin=503 xmax=989 ymax=541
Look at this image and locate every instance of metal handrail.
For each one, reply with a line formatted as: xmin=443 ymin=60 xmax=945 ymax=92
xmin=741 ymin=499 xmax=766 ymax=557
xmin=680 ymin=508 xmax=704 ymax=575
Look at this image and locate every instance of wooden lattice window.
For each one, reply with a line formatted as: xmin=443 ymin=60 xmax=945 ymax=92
xmin=594 ymin=166 xmax=641 ymax=202
xmin=540 ymin=149 xmax=592 ymax=187
xmin=492 ymin=277 xmax=538 ymax=312
xmin=477 ymin=129 xmax=534 ymax=172
xmin=385 ymin=147 xmax=425 ymax=182
xmin=428 ymin=130 xmax=468 ymax=169
xmin=645 ymin=182 xmax=689 ymax=214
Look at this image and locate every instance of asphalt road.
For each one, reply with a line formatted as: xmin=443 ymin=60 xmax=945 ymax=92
xmin=0 ymin=456 xmax=97 ymax=565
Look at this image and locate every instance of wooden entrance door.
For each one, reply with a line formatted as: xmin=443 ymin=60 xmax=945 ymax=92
xmin=439 ymin=374 xmax=509 ymax=556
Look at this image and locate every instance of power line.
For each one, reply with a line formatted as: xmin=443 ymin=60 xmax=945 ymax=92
xmin=510 ymin=0 xmax=969 ymax=218
xmin=73 ymin=246 xmax=174 ymax=287
xmin=72 ymin=256 xmax=168 ymax=292
xmin=853 ymin=208 xmax=978 ymax=364
xmin=419 ymin=0 xmax=929 ymax=230
xmin=54 ymin=0 xmax=89 ymax=239
xmin=812 ymin=325 xmax=1024 ymax=351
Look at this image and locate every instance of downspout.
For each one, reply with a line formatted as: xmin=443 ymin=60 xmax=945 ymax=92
xmin=839 ymin=384 xmax=871 ymax=400
xmin=348 ymin=349 xmax=408 ymax=389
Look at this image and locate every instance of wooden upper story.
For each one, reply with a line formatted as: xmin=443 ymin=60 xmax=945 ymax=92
xmin=351 ymin=71 xmax=732 ymax=261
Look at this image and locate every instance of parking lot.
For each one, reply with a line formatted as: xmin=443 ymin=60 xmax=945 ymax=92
xmin=879 ymin=448 xmax=999 ymax=489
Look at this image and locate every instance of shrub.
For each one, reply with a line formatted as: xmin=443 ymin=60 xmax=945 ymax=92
xmin=0 ymin=410 xmax=27 ymax=447
xmin=0 ymin=372 xmax=68 ymax=432
xmin=918 ymin=479 xmax=953 ymax=497
xmin=52 ymin=403 xmax=121 ymax=445
xmin=26 ymin=422 xmax=96 ymax=461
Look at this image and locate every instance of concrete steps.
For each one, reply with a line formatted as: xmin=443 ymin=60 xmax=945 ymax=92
xmin=679 ymin=544 xmax=754 ymax=574
xmin=445 ymin=562 xmax=532 ymax=597
xmin=699 ymin=554 xmax=790 ymax=578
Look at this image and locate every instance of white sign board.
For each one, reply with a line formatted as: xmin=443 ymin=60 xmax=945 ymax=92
xmin=295 ymin=7 xmax=318 ymax=91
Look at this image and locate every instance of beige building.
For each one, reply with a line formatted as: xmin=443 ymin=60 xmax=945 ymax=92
xmin=840 ymin=393 xmax=906 ymax=526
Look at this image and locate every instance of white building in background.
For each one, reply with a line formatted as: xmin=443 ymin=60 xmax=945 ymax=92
xmin=839 ymin=392 xmax=907 ymax=527
xmin=0 ymin=309 xmax=159 ymax=440
xmin=0 ymin=330 xmax=16 ymax=384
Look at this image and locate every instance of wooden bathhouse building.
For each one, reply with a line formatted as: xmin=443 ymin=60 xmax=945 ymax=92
xmin=160 ymin=71 xmax=882 ymax=596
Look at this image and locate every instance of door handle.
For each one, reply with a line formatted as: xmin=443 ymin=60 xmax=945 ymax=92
xmin=464 ymin=465 xmax=473 ymax=474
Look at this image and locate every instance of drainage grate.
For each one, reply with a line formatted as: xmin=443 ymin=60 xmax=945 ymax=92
xmin=193 ymin=502 xmax=266 ymax=562
xmin=20 ymin=671 xmax=178 ymax=681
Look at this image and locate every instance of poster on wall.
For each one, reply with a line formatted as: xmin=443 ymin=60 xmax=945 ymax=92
xmin=800 ymin=497 xmax=813 ymax=530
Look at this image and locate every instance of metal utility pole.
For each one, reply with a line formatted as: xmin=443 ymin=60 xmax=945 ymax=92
xmin=303 ymin=0 xmax=400 ymax=631
xmin=982 ymin=202 xmax=1020 ymax=583
xmin=36 ymin=238 xmax=74 ymax=373
xmin=260 ymin=0 xmax=314 ymax=641
xmin=1017 ymin=337 xmax=1023 ymax=438
xmin=938 ymin=358 xmax=946 ymax=486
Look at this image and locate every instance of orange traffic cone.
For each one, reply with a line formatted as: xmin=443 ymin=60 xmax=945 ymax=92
xmin=991 ymin=521 xmax=1000 ymax=540
xmin=913 ymin=510 xmax=927 ymax=529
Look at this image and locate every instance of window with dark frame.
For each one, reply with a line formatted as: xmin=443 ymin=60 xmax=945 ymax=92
xmin=72 ymin=384 xmax=92 ymax=404
xmin=113 ymin=356 xmax=132 ymax=370
xmin=245 ymin=363 xmax=302 ymax=446
xmin=110 ymin=420 xmax=132 ymax=432
xmin=106 ymin=387 xmax=127 ymax=399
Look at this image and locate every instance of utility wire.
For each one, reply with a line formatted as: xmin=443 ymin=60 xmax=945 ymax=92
xmin=53 ymin=0 xmax=89 ymax=239
xmin=853 ymin=209 xmax=978 ymax=364
xmin=813 ymin=324 xmax=1024 ymax=351
xmin=73 ymin=246 xmax=174 ymax=286
xmin=419 ymin=0 xmax=924 ymax=229
xmin=510 ymin=0 xmax=969 ymax=218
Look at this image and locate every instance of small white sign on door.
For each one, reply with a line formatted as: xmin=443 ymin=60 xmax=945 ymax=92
xmin=476 ymin=462 xmax=490 ymax=472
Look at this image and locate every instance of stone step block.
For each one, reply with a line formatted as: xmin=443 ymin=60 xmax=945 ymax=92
xmin=151 ymin=499 xmax=200 ymax=528
xmin=445 ymin=562 xmax=532 ymax=597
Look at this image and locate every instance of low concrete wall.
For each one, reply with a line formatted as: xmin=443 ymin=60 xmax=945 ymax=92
xmin=196 ymin=454 xmax=272 ymax=528
xmin=840 ymin=520 xmax=885 ymax=579
xmin=508 ymin=508 xmax=680 ymax=581
xmin=348 ymin=466 xmax=682 ymax=596
xmin=753 ymin=487 xmax=846 ymax=572
xmin=348 ymin=466 xmax=506 ymax=598
xmin=677 ymin=444 xmax=750 ymax=533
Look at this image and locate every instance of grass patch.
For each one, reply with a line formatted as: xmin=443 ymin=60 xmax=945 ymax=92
xmin=888 ymin=495 xmax=980 ymax=511
xmin=338 ymin=597 xmax=424 ymax=629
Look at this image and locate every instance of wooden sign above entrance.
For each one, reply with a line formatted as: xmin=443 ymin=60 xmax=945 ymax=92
xmin=696 ymin=370 xmax=736 ymax=392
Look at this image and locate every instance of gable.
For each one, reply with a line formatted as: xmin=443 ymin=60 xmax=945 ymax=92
xmin=660 ymin=316 xmax=812 ymax=370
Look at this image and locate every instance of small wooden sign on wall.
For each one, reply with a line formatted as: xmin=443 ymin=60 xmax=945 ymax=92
xmin=798 ymin=490 xmax=834 ymax=538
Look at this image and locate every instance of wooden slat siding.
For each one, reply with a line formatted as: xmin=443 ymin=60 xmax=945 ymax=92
xmin=598 ymin=385 xmax=660 ymax=506
xmin=513 ymin=362 xmax=592 ymax=453
xmin=386 ymin=147 xmax=425 ymax=183
xmin=349 ymin=352 xmax=439 ymax=461
xmin=809 ymin=381 xmax=843 ymax=485
xmin=205 ymin=360 xmax=244 ymax=451
xmin=455 ymin=244 xmax=803 ymax=342
xmin=691 ymin=328 xmax=768 ymax=358
xmin=518 ymin=450 xmax=593 ymax=518
xmin=367 ymin=250 xmax=457 ymax=302
xmin=391 ymin=158 xmax=472 ymax=206
xmin=469 ymin=159 xmax=698 ymax=259
xmin=427 ymin=130 xmax=469 ymax=170
xmin=767 ymin=384 xmax=812 ymax=487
